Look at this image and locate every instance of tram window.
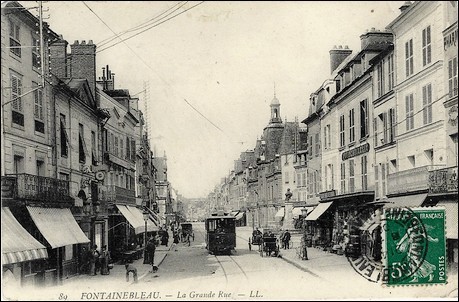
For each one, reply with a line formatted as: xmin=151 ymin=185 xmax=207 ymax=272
xmin=208 ymin=220 xmax=216 ymax=232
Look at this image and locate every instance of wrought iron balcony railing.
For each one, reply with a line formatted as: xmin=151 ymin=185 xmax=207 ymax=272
xmin=2 ymin=173 xmax=73 ymax=203
xmin=387 ymin=165 xmax=451 ymax=195
xmin=101 ymin=185 xmax=136 ymax=205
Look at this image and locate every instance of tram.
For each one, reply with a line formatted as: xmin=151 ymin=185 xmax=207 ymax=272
xmin=205 ymin=215 xmax=236 ymax=255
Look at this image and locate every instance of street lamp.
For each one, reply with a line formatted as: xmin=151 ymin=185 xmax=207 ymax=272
xmin=143 ymin=209 xmax=149 ymax=251
xmin=301 ymin=208 xmax=309 ymax=260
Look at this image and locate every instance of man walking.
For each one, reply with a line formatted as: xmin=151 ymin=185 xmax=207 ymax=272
xmin=283 ymin=230 xmax=291 ymax=249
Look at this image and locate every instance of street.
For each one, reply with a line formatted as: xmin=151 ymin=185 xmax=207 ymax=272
xmin=7 ymin=223 xmax=456 ymax=301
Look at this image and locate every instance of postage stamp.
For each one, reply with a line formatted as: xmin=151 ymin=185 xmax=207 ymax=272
xmin=382 ymin=207 xmax=447 ymax=286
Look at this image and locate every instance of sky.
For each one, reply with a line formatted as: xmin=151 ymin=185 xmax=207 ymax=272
xmin=26 ymin=1 xmax=405 ymax=198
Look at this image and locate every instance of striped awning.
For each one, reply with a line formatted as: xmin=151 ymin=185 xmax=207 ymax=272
xmin=2 ymin=207 xmax=48 ymax=265
xmin=306 ymin=202 xmax=334 ymax=221
xmin=126 ymin=206 xmax=158 ymax=233
xmin=27 ymin=206 xmax=90 ymax=249
xmin=116 ymin=205 xmax=157 ymax=234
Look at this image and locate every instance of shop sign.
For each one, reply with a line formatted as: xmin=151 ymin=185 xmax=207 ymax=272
xmin=319 ymin=190 xmax=336 ymax=200
xmin=342 ymin=143 xmax=370 ymax=161
xmin=429 ymin=166 xmax=458 ymax=193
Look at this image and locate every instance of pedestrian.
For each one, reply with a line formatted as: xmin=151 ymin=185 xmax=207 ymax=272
xmin=79 ymin=246 xmax=89 ymax=274
xmin=173 ymin=231 xmax=180 ymax=251
xmin=100 ymin=245 xmax=111 ymax=275
xmin=89 ymin=245 xmax=100 ymax=276
xmin=279 ymin=229 xmax=285 ymax=249
xmin=144 ymin=237 xmax=156 ymax=272
xmin=283 ymin=229 xmax=291 ymax=249
xmin=125 ymin=264 xmax=138 ymax=282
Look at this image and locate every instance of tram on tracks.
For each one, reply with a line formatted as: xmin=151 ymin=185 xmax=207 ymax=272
xmin=205 ymin=214 xmax=236 ymax=255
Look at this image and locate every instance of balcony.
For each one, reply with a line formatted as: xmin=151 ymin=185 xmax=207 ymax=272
xmin=388 ymin=165 xmax=457 ymax=195
xmin=101 ymin=185 xmax=136 ymax=205
xmin=2 ymin=174 xmax=73 ymax=205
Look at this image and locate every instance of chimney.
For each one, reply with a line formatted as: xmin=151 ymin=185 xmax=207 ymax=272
xmin=399 ymin=1 xmax=412 ymax=13
xmin=329 ymin=45 xmax=352 ymax=74
xmin=360 ymin=28 xmax=393 ymax=50
xmin=49 ymin=35 xmax=68 ymax=79
xmin=69 ymin=40 xmax=96 ymax=97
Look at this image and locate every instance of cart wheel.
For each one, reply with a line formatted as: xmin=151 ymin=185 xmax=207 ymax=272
xmin=248 ymin=242 xmax=252 ymax=251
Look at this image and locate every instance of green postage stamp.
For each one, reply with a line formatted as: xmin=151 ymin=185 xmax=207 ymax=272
xmin=383 ymin=207 xmax=447 ymax=286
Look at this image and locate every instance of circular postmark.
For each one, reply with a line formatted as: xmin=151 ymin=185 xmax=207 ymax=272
xmin=345 ymin=206 xmax=428 ymax=284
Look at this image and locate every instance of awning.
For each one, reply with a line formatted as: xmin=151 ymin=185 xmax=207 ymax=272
xmin=385 ymin=193 xmax=428 ymax=208
xmin=2 ymin=208 xmax=48 ymax=265
xmin=360 ymin=222 xmax=380 ymax=233
xmin=235 ymin=212 xmax=244 ymax=220
xmin=292 ymin=207 xmax=314 ymax=219
xmin=27 ymin=206 xmax=90 ymax=249
xmin=230 ymin=211 xmax=239 ymax=217
xmin=126 ymin=206 xmax=158 ymax=232
xmin=275 ymin=208 xmax=285 ymax=221
xmin=306 ymin=202 xmax=333 ymax=221
xmin=437 ymin=201 xmax=458 ymax=239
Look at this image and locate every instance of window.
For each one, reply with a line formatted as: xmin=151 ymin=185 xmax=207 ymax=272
xmin=315 ymin=133 xmax=320 ymax=156
xmin=408 ymin=155 xmax=416 ymax=168
xmin=339 ymin=115 xmax=345 ymax=147
xmin=9 ymin=20 xmax=21 ymax=57
xmin=448 ymin=57 xmax=458 ymax=98
xmin=377 ymin=61 xmax=385 ymax=97
xmin=405 ymin=93 xmax=414 ymax=131
xmin=381 ymin=163 xmax=387 ymax=197
xmin=389 ymin=108 xmax=396 ymax=142
xmin=33 ymin=83 xmax=44 ymax=133
xmin=326 ymin=124 xmax=331 ymax=149
xmin=405 ymin=39 xmax=414 ymax=77
xmin=361 ymin=155 xmax=367 ymax=191
xmin=323 ymin=126 xmax=327 ymax=150
xmin=131 ymin=139 xmax=136 ymax=161
xmin=32 ymin=35 xmax=40 ymax=69
xmin=424 ymin=149 xmax=434 ymax=165
xmin=349 ymin=159 xmax=355 ymax=193
xmin=114 ymin=137 xmax=118 ymax=157
xmin=59 ymin=173 xmax=69 ymax=181
xmin=308 ymin=136 xmax=313 ymax=158
xmin=14 ymin=155 xmax=24 ymax=174
xmin=422 ymin=26 xmax=431 ymax=66
xmin=297 ymin=172 xmax=301 ymax=187
xmin=120 ymin=138 xmax=124 ymax=160
xmin=422 ymin=83 xmax=432 ymax=125
xmin=126 ymin=137 xmax=130 ymax=159
xmin=360 ymin=99 xmax=368 ymax=138
xmin=374 ymin=165 xmax=379 ymax=198
xmin=36 ymin=160 xmax=44 ymax=176
xmin=377 ymin=112 xmax=388 ymax=145
xmin=340 ymin=163 xmax=346 ymax=194
xmin=60 ymin=115 xmax=69 ymax=157
xmin=91 ymin=131 xmax=97 ymax=165
xmin=349 ymin=109 xmax=355 ymax=143
xmin=302 ymin=172 xmax=306 ymax=187
xmin=11 ymin=73 xmax=23 ymax=126
xmin=388 ymin=53 xmax=395 ymax=90
xmin=79 ymin=123 xmax=87 ymax=163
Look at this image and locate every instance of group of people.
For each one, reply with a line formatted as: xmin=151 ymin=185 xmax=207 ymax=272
xmin=251 ymin=227 xmax=291 ymax=249
xmin=80 ymin=245 xmax=111 ymax=276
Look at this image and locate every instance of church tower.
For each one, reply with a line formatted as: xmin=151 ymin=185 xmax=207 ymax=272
xmin=269 ymin=84 xmax=282 ymax=124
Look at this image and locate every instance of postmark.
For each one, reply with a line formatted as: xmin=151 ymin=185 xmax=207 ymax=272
xmin=383 ymin=207 xmax=446 ymax=286
xmin=345 ymin=208 xmax=384 ymax=283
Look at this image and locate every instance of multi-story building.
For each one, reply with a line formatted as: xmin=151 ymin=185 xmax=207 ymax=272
xmin=153 ymin=154 xmax=170 ymax=227
xmin=305 ymin=29 xmax=393 ymax=258
xmin=1 ymin=1 xmax=91 ymax=286
xmin=441 ymin=0 xmax=458 ymax=271
xmin=386 ymin=0 xmax=458 ymax=270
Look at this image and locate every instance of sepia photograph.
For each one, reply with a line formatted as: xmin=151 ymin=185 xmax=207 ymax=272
xmin=1 ymin=1 xmax=458 ymax=300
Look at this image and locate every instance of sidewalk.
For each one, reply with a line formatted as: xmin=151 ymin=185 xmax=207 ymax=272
xmin=62 ymin=233 xmax=173 ymax=287
xmin=278 ymin=233 xmax=352 ymax=279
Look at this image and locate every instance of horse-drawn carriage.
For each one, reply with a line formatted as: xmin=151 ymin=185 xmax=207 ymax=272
xmin=180 ymin=222 xmax=194 ymax=244
xmin=248 ymin=228 xmax=280 ymax=257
